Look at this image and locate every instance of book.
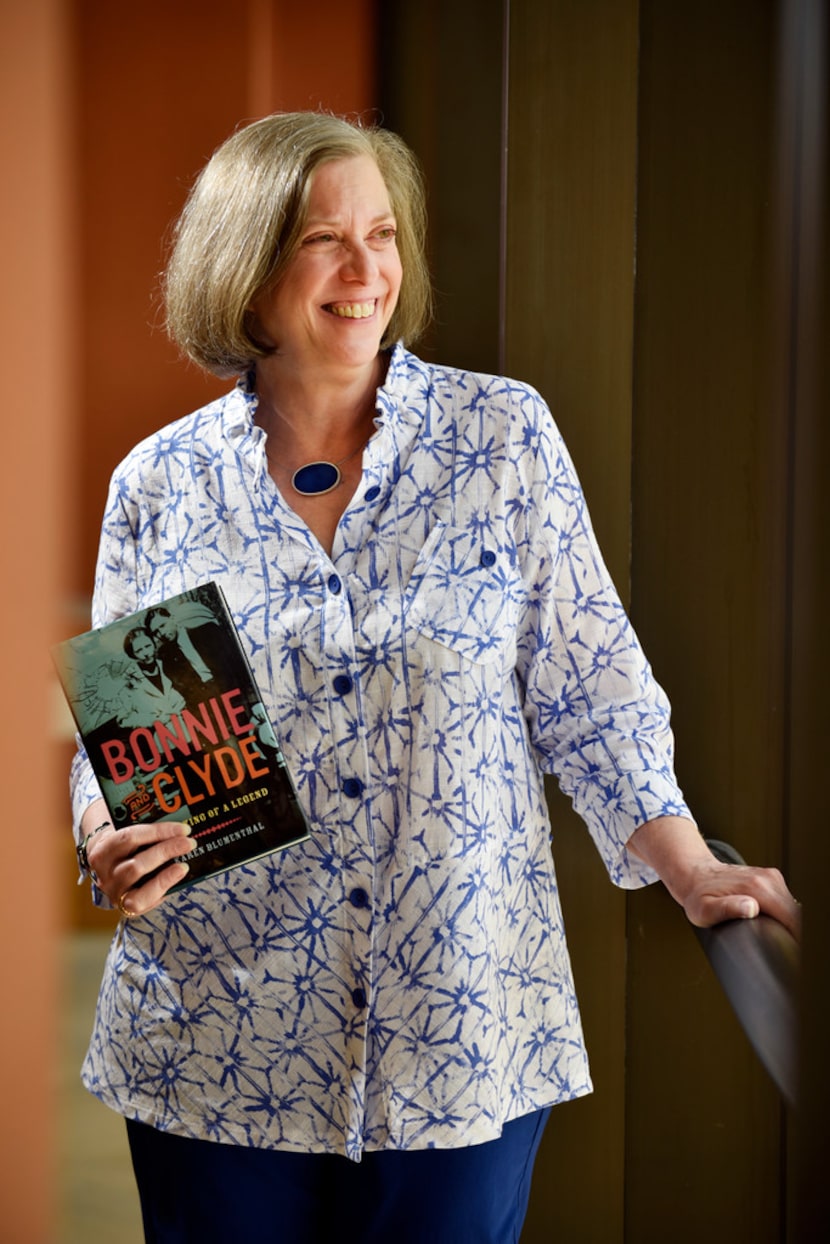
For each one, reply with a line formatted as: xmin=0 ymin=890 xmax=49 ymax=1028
xmin=53 ymin=581 xmax=311 ymax=889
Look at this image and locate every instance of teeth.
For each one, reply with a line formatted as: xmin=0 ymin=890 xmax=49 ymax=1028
xmin=330 ymin=301 xmax=376 ymax=319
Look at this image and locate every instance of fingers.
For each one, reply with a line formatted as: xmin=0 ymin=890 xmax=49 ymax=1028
xmin=689 ymin=893 xmax=760 ymax=928
xmin=696 ymin=892 xmax=800 ymax=940
xmin=117 ymin=857 xmax=194 ymax=919
xmin=730 ymin=866 xmax=801 ymax=939
xmin=86 ymin=821 xmax=197 ymax=917
xmin=683 ymin=863 xmax=801 ymax=940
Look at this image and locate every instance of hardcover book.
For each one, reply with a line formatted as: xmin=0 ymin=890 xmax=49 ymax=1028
xmin=53 ymin=581 xmax=311 ymax=889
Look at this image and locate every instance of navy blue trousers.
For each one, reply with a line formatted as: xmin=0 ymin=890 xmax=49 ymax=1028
xmin=126 ymin=1108 xmax=551 ymax=1243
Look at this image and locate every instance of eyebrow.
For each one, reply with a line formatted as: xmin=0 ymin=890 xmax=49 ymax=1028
xmin=303 ymin=211 xmax=397 ymax=230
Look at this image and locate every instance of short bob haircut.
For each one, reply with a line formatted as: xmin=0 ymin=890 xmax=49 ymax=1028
xmin=164 ymin=112 xmax=433 ymax=377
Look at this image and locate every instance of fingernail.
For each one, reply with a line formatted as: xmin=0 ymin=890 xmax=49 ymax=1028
xmin=739 ymin=899 xmax=759 ymax=919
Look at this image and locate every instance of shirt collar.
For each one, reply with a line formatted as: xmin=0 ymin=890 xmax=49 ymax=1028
xmin=221 ymin=374 xmax=260 ymax=440
xmin=218 ymin=342 xmax=425 ymax=466
xmin=375 ymin=342 xmax=428 ymax=435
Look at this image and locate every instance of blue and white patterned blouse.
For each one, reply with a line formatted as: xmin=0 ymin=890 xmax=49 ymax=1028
xmin=71 ymin=343 xmax=691 ymax=1160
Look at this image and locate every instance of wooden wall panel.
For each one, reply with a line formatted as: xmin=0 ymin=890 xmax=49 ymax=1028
xmin=380 ymin=2 xmax=639 ymax=1238
xmin=378 ymin=0 xmax=504 ymax=374
xmin=626 ymin=2 xmax=788 ymax=1239
xmin=771 ymin=3 xmax=829 ymax=1235
xmin=504 ymin=0 xmax=639 ymax=589
xmin=503 ymin=4 xmax=640 ymax=1239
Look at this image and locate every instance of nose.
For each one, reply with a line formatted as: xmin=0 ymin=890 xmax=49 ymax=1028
xmin=341 ymin=241 xmax=378 ymax=283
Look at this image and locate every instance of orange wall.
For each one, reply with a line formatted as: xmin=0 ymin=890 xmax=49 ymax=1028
xmin=1 ymin=3 xmax=377 ymax=1238
xmin=71 ymin=0 xmax=379 ymax=606
xmin=63 ymin=0 xmax=379 ymax=933
xmin=0 ymin=1 xmax=72 ymax=1239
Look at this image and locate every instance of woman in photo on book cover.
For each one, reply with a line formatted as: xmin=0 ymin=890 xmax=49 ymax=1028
xmin=70 ymin=112 xmax=800 ymax=1244
xmin=118 ymin=627 xmax=187 ymax=727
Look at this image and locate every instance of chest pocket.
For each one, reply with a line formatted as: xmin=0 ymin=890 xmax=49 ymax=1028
xmin=405 ymin=523 xmax=522 ymax=666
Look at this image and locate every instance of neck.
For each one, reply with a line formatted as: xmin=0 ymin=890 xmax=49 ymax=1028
xmin=254 ymin=354 xmax=386 ymax=456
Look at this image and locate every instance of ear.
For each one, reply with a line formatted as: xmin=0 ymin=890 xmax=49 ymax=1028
xmin=243 ymin=304 xmax=277 ymax=355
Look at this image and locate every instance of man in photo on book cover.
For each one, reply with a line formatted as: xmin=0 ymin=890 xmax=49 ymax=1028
xmin=144 ymin=602 xmax=227 ymax=708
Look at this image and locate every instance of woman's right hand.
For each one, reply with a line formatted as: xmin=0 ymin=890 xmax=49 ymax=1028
xmin=83 ymin=809 xmax=197 ymax=918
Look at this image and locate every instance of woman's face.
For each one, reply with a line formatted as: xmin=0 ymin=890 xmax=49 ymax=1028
xmin=129 ymin=633 xmax=156 ymax=665
xmin=250 ymin=154 xmax=403 ymax=378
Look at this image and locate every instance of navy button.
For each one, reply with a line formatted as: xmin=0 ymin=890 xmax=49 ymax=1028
xmin=480 ymin=549 xmax=497 ymax=567
xmin=349 ymin=887 xmax=370 ymax=908
xmin=333 ymin=674 xmax=353 ymax=696
xmin=342 ymin=777 xmax=364 ymax=798
xmin=365 ymin=485 xmax=381 ymax=502
xmin=327 ymin=574 xmax=342 ymax=594
xmin=351 ymin=987 xmax=367 ymax=1009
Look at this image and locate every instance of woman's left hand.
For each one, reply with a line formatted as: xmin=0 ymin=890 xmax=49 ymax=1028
xmin=668 ymin=857 xmax=801 ymax=938
xmin=627 ymin=816 xmax=801 ymax=940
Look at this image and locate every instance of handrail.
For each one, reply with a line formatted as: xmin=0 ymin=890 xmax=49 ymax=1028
xmin=694 ymin=839 xmax=800 ymax=1107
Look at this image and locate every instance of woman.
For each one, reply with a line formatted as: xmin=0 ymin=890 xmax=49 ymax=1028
xmin=118 ymin=628 xmax=186 ymax=727
xmin=72 ymin=112 xmax=799 ymax=1243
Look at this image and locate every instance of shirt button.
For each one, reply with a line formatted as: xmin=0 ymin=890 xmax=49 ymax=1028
xmin=365 ymin=486 xmax=381 ymax=502
xmin=342 ymin=777 xmax=364 ymax=798
xmin=333 ymin=674 xmax=353 ymax=696
xmin=480 ymin=549 xmax=497 ymax=567
xmin=351 ymin=987 xmax=367 ymax=1009
xmin=349 ymin=887 xmax=370 ymax=909
xmin=327 ymin=574 xmax=342 ymax=594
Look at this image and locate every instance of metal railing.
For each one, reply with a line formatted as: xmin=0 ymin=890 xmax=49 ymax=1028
xmin=694 ymin=840 xmax=800 ymax=1106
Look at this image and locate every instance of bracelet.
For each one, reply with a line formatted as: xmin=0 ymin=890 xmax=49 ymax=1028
xmin=76 ymin=820 xmax=113 ymax=876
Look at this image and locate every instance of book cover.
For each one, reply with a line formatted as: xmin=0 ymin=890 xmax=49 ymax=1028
xmin=53 ymin=581 xmax=311 ymax=889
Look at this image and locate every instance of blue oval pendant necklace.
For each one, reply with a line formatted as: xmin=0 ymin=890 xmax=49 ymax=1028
xmin=291 ymin=438 xmax=366 ymax=497
xmin=266 ymin=437 xmax=368 ymax=498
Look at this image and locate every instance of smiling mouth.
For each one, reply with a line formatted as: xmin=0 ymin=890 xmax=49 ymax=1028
xmin=326 ymin=299 xmax=377 ymax=319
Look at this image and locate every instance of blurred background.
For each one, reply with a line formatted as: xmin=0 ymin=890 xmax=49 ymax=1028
xmin=1 ymin=0 xmax=826 ymax=1240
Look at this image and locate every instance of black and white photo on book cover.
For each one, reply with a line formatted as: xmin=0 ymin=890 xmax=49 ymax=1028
xmin=53 ymin=581 xmax=311 ymax=888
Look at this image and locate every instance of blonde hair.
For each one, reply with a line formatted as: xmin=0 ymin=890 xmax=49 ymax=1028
xmin=163 ymin=112 xmax=432 ymax=376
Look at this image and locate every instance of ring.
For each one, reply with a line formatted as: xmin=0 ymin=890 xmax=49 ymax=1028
xmin=117 ymin=892 xmax=134 ymax=920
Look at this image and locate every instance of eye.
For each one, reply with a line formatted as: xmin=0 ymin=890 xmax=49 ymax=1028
xmin=303 ymin=231 xmax=338 ymax=247
xmin=371 ymin=226 xmax=397 ymax=243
